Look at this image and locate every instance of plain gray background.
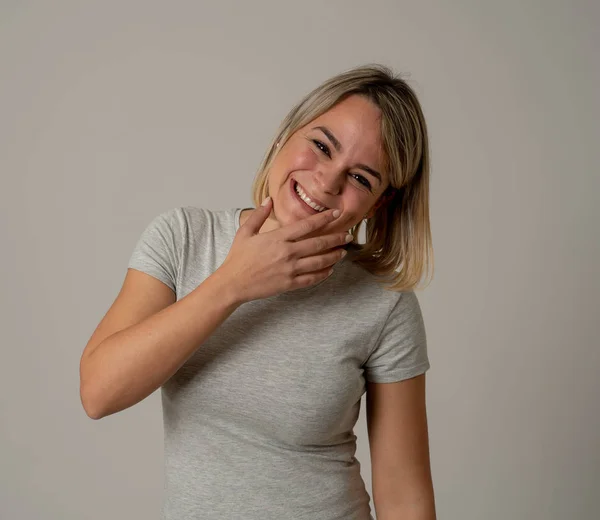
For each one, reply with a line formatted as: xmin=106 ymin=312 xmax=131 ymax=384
xmin=1 ymin=1 xmax=598 ymax=519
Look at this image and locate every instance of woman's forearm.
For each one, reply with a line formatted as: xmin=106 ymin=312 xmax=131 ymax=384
xmin=80 ymin=269 xmax=240 ymax=419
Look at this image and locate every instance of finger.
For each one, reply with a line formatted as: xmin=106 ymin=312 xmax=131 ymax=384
xmin=292 ymin=231 xmax=352 ymax=259
xmin=280 ymin=208 xmax=341 ymax=242
xmin=291 ymin=261 xmax=339 ymax=289
xmin=239 ymin=197 xmax=272 ymax=237
xmin=293 ymin=249 xmax=346 ymax=276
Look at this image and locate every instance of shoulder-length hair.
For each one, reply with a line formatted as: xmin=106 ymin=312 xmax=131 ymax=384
xmin=250 ymin=64 xmax=433 ymax=292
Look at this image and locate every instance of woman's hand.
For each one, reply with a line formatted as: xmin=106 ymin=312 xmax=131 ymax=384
xmin=217 ymin=197 xmax=351 ymax=303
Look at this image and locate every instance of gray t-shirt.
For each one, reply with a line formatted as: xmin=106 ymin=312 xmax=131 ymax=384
xmin=128 ymin=206 xmax=430 ymax=520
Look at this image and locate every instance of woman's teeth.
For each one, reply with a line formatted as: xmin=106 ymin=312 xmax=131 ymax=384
xmin=295 ymin=182 xmax=327 ymax=212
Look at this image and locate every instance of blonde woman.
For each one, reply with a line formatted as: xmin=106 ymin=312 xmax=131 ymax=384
xmin=80 ymin=64 xmax=436 ymax=520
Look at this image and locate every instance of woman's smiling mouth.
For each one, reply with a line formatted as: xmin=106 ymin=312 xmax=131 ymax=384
xmin=291 ymin=179 xmax=329 ymax=213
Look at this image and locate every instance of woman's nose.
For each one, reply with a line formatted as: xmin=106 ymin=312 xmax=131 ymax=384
xmin=314 ymin=168 xmax=344 ymax=195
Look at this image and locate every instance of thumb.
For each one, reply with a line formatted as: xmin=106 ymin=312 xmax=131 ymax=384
xmin=240 ymin=196 xmax=272 ymax=236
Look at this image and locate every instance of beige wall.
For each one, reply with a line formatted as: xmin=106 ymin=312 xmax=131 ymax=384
xmin=1 ymin=1 xmax=598 ymax=518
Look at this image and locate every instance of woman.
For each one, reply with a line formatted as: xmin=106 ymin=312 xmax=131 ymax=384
xmin=80 ymin=64 xmax=436 ymax=520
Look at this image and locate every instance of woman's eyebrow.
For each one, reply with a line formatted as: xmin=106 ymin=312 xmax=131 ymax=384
xmin=313 ymin=125 xmax=342 ymax=152
xmin=312 ymin=125 xmax=383 ymax=184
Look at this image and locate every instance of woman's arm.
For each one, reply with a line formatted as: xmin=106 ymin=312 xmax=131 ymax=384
xmin=79 ymin=267 xmax=240 ymax=420
xmin=366 ymin=374 xmax=436 ymax=520
xmin=80 ymin=202 xmax=346 ymax=420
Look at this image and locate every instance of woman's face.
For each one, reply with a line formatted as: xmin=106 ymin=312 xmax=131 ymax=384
xmin=264 ymin=94 xmax=391 ymax=236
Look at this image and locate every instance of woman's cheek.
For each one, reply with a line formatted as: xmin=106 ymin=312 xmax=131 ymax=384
xmin=289 ymin=147 xmax=318 ymax=171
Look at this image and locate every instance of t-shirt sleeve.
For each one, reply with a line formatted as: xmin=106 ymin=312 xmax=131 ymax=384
xmin=127 ymin=208 xmax=183 ymax=293
xmin=363 ymin=291 xmax=430 ymax=383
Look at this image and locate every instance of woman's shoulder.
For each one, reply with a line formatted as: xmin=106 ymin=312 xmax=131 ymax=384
xmin=154 ymin=205 xmax=237 ymax=231
xmin=335 ymin=252 xmax=408 ymax=305
xmin=134 ymin=207 xmax=238 ymax=254
xmin=342 ymin=246 xmax=424 ymax=307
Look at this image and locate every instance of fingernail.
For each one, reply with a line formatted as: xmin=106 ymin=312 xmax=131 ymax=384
xmin=345 ymin=234 xmax=353 ymax=243
xmin=341 ymin=249 xmax=347 ymax=257
xmin=332 ymin=209 xmax=340 ymax=218
xmin=261 ymin=196 xmax=271 ymax=206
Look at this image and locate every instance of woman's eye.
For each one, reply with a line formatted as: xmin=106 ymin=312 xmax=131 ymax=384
xmin=352 ymin=174 xmax=372 ymax=190
xmin=312 ymin=139 xmax=331 ymax=158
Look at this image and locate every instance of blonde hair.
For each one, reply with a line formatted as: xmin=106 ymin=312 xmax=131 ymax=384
xmin=250 ymin=64 xmax=433 ymax=292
